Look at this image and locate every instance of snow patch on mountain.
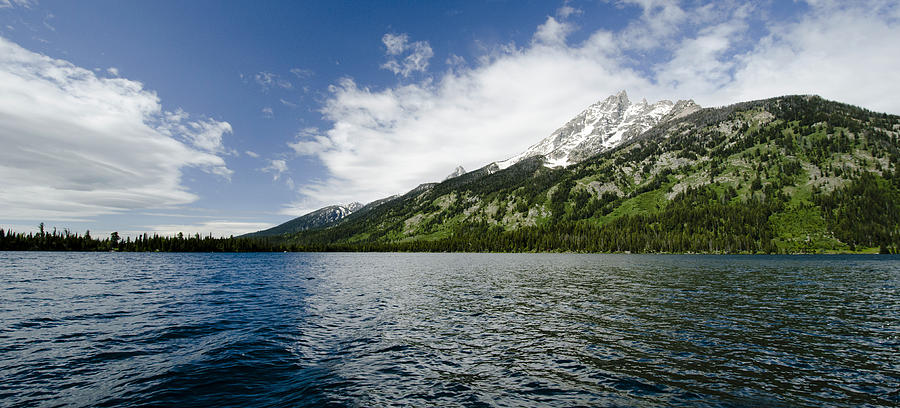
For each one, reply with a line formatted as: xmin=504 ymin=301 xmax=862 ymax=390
xmin=314 ymin=202 xmax=363 ymax=225
xmin=444 ymin=166 xmax=466 ymax=180
xmin=497 ymin=90 xmax=700 ymax=169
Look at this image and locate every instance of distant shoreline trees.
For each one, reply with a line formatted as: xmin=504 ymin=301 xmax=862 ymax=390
xmin=0 ymin=228 xmax=288 ymax=252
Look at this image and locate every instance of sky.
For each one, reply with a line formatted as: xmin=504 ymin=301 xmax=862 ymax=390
xmin=1 ymin=0 xmax=899 ymax=238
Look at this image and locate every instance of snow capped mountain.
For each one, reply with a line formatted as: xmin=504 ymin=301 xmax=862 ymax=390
xmin=497 ymin=90 xmax=700 ymax=168
xmin=321 ymin=202 xmax=365 ymax=223
xmin=444 ymin=166 xmax=466 ymax=180
xmin=329 ymin=203 xmax=361 ymax=219
xmin=252 ymin=91 xmax=702 ymax=238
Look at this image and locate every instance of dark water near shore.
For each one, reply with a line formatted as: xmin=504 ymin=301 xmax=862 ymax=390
xmin=1 ymin=252 xmax=898 ymax=407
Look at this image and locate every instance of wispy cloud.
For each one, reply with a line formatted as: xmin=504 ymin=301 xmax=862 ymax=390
xmin=254 ymin=71 xmax=292 ymax=91
xmin=711 ymin=2 xmax=900 ymax=110
xmin=281 ymin=1 xmax=900 ymax=215
xmin=556 ymin=4 xmax=581 ymax=19
xmin=616 ymin=0 xmax=690 ymax=51
xmin=445 ymin=54 xmax=466 ymax=70
xmin=290 ymin=67 xmax=313 ymax=79
xmin=279 ymin=98 xmax=298 ymax=108
xmin=262 ymin=159 xmax=288 ymax=181
xmin=156 ymin=109 xmax=233 ymax=158
xmin=42 ymin=12 xmax=55 ymax=31
xmin=381 ymin=33 xmax=434 ymax=77
xmin=0 ymin=36 xmax=232 ymax=221
xmin=244 ymin=150 xmax=260 ymax=158
xmin=262 ymin=106 xmax=274 ymax=118
xmin=0 ymin=0 xmax=35 ymax=9
xmin=287 ymin=127 xmax=332 ymax=157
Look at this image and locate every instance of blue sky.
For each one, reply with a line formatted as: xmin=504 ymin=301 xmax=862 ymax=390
xmin=1 ymin=0 xmax=899 ymax=237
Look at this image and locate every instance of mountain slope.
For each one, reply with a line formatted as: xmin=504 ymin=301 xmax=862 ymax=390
xmin=266 ymin=95 xmax=900 ymax=253
xmin=244 ymin=203 xmax=362 ymax=238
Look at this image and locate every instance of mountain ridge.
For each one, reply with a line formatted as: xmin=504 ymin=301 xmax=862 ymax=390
xmin=244 ymin=202 xmax=363 ymax=238
xmin=257 ymin=91 xmax=698 ymax=237
xmin=250 ymin=93 xmax=900 ymax=254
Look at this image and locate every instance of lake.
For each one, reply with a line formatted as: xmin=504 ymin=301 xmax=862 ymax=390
xmin=0 ymin=252 xmax=897 ymax=407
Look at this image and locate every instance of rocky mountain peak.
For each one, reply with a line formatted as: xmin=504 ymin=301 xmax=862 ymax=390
xmin=664 ymin=99 xmax=701 ymax=121
xmin=609 ymin=89 xmax=629 ymax=103
xmin=444 ymin=166 xmax=466 ymax=180
xmin=496 ymin=91 xmax=700 ymax=168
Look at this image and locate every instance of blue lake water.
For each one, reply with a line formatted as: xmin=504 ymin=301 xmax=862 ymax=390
xmin=0 ymin=252 xmax=898 ymax=407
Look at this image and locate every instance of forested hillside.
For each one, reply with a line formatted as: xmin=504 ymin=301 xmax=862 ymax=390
xmin=273 ymin=95 xmax=900 ymax=254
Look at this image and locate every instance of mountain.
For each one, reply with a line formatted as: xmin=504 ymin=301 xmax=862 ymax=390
xmin=445 ymin=166 xmax=466 ymax=180
xmin=496 ymin=90 xmax=700 ymax=168
xmin=248 ymin=92 xmax=693 ymax=241
xmin=253 ymin=94 xmax=900 ymax=254
xmin=244 ymin=202 xmax=363 ymax=237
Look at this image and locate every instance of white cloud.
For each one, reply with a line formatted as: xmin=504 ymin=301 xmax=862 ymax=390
xmin=245 ymin=150 xmax=260 ymax=158
xmin=533 ymin=16 xmax=574 ymax=47
xmin=279 ymin=98 xmax=298 ymax=108
xmin=288 ymin=127 xmax=333 ymax=156
xmin=557 ymin=5 xmax=581 ymax=18
xmin=0 ymin=36 xmax=232 ymax=221
xmin=445 ymin=54 xmax=466 ymax=69
xmin=106 ymin=67 xmax=119 ymax=76
xmin=282 ymin=1 xmax=900 ymax=215
xmin=710 ymin=2 xmax=900 ymax=113
xmin=0 ymin=0 xmax=34 ymax=9
xmin=43 ymin=13 xmax=55 ymax=32
xmin=290 ymin=67 xmax=313 ymax=78
xmin=654 ymin=14 xmax=749 ymax=95
xmin=255 ymin=71 xmax=275 ymax=89
xmin=262 ymin=159 xmax=288 ymax=181
xmin=381 ymin=33 xmax=434 ymax=77
xmin=155 ymin=109 xmax=233 ymax=159
xmin=254 ymin=71 xmax=292 ymax=91
xmin=382 ymin=33 xmax=409 ymax=55
xmin=262 ymin=106 xmax=274 ymax=118
xmin=615 ymin=0 xmax=693 ymax=51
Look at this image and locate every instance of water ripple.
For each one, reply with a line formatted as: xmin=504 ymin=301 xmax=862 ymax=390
xmin=0 ymin=252 xmax=897 ymax=407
